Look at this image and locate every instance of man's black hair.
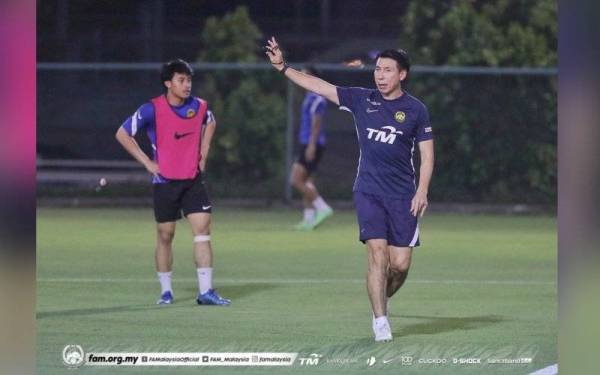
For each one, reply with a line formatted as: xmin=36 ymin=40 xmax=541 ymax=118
xmin=160 ymin=59 xmax=194 ymax=84
xmin=376 ymin=49 xmax=411 ymax=74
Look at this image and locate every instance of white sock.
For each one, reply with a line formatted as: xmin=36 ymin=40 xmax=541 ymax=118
xmin=197 ymin=267 xmax=213 ymax=294
xmin=157 ymin=271 xmax=172 ymax=294
xmin=312 ymin=196 xmax=331 ymax=212
xmin=373 ymin=298 xmax=390 ymax=320
xmin=303 ymin=208 xmax=316 ymax=222
xmin=374 ymin=316 xmax=389 ymax=327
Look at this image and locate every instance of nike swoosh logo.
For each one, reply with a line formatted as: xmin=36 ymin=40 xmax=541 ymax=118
xmin=174 ymin=131 xmax=194 ymax=140
xmin=366 ymin=108 xmax=379 ymax=113
xmin=202 ymin=205 xmax=211 ymax=210
xmin=383 ymin=359 xmax=394 ymax=364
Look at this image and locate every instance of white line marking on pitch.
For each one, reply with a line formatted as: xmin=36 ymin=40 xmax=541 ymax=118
xmin=37 ymin=278 xmax=555 ymax=286
xmin=529 ymin=363 xmax=558 ymax=375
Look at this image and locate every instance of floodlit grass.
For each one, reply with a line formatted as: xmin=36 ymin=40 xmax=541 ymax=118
xmin=37 ymin=207 xmax=556 ymax=374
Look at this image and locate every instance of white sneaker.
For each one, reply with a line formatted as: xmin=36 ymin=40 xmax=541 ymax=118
xmin=373 ymin=316 xmax=393 ymax=342
xmin=372 ymin=298 xmax=391 ymax=331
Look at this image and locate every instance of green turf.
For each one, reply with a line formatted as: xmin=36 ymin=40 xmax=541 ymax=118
xmin=37 ymin=207 xmax=556 ymax=374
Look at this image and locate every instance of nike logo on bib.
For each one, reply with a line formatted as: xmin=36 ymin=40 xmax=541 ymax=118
xmin=174 ymin=131 xmax=194 ymax=140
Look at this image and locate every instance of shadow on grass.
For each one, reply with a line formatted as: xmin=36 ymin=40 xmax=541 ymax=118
xmin=37 ymin=305 xmax=165 ymax=319
xmin=393 ymin=315 xmax=505 ymax=337
xmin=177 ymin=282 xmax=280 ymax=301
xmin=37 ymin=283 xmax=280 ymax=319
xmin=343 ymin=315 xmax=505 ymax=347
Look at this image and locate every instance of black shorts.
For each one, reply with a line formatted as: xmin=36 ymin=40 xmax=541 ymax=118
xmin=296 ymin=144 xmax=325 ymax=174
xmin=153 ymin=173 xmax=212 ymax=223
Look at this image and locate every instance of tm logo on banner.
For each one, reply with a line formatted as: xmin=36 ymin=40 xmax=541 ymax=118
xmin=298 ymin=353 xmax=323 ymax=366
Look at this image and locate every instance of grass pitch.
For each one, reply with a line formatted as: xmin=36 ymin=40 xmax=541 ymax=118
xmin=37 ymin=207 xmax=556 ymax=374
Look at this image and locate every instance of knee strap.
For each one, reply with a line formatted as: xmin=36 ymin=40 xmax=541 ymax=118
xmin=194 ymin=235 xmax=211 ymax=243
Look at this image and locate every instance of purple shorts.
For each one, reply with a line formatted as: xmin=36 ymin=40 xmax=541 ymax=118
xmin=353 ymin=191 xmax=420 ymax=248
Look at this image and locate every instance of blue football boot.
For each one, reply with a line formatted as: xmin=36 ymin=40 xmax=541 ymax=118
xmin=196 ymin=289 xmax=231 ymax=306
xmin=156 ymin=291 xmax=174 ymax=305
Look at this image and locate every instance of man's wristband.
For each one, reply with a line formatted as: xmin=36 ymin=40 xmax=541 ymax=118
xmin=279 ymin=64 xmax=290 ymax=75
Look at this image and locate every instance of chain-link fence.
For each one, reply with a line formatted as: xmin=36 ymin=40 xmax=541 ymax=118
xmin=37 ymin=63 xmax=556 ymax=204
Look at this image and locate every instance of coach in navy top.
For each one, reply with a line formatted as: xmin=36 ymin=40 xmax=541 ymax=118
xmin=265 ymin=37 xmax=435 ymax=343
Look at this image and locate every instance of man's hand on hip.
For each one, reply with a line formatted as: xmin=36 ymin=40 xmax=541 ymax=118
xmin=144 ymin=160 xmax=160 ymax=175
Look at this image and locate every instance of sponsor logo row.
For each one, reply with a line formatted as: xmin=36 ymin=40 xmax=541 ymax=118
xmin=62 ymin=345 xmax=532 ymax=368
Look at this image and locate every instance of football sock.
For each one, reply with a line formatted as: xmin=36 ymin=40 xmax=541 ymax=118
xmin=312 ymin=196 xmax=331 ymax=212
xmin=303 ymin=208 xmax=316 ymax=222
xmin=157 ymin=271 xmax=172 ymax=294
xmin=374 ymin=316 xmax=389 ymax=326
xmin=197 ymin=267 xmax=213 ymax=294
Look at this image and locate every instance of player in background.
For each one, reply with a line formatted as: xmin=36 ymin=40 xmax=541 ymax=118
xmin=291 ymin=65 xmax=333 ymax=230
xmin=115 ymin=59 xmax=230 ymax=306
xmin=265 ymin=37 xmax=434 ymax=342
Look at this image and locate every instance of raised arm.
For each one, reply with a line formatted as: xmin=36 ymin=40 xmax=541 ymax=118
xmin=264 ymin=37 xmax=340 ymax=105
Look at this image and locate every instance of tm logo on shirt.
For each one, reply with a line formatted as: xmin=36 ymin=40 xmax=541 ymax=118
xmin=366 ymin=126 xmax=403 ymax=144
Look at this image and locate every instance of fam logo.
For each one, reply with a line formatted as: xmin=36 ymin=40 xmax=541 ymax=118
xmin=395 ymin=111 xmax=406 ymax=123
xmin=186 ymin=109 xmax=196 ymax=118
xmin=62 ymin=345 xmax=85 ymax=368
xmin=298 ymin=353 xmax=323 ymax=366
xmin=366 ymin=126 xmax=404 ymax=144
